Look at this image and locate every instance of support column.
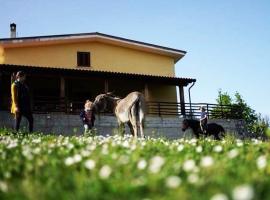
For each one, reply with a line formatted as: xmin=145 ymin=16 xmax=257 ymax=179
xmin=60 ymin=76 xmax=66 ymax=112
xmin=60 ymin=76 xmax=65 ymax=98
xmin=144 ymin=83 xmax=150 ymax=101
xmin=179 ymin=85 xmax=186 ymax=116
xmin=104 ymin=79 xmax=109 ymax=93
xmin=144 ymin=83 xmax=150 ymax=114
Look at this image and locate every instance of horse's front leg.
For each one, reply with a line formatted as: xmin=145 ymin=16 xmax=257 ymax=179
xmin=127 ymin=121 xmax=134 ymax=136
xmin=139 ymin=122 xmax=144 ymax=138
xmin=130 ymin=120 xmax=138 ymax=138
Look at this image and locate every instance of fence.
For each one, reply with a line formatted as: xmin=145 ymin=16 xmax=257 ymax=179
xmin=3 ymin=97 xmax=243 ymax=119
xmin=147 ymin=101 xmax=242 ymax=119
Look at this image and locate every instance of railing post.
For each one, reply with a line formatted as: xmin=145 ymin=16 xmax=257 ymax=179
xmin=206 ymin=104 xmax=209 ymax=119
xmin=221 ymin=104 xmax=224 ymax=118
xmin=104 ymin=79 xmax=109 ymax=93
xmin=158 ymin=102 xmax=161 ymax=117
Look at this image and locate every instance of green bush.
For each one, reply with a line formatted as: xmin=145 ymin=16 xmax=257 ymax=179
xmin=214 ymin=90 xmax=269 ymax=137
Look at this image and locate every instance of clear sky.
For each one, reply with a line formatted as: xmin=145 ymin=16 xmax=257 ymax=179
xmin=0 ymin=0 xmax=269 ymax=116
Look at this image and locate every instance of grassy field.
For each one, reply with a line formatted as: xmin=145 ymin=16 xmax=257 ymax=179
xmin=0 ymin=129 xmax=269 ymax=200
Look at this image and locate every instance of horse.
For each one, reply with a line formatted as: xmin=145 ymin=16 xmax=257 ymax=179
xmin=92 ymin=92 xmax=146 ymax=138
xmin=182 ymin=119 xmax=225 ymax=140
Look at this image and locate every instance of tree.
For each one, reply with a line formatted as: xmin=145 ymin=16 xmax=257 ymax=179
xmin=215 ymin=90 xmax=269 ymax=137
xmin=216 ymin=89 xmax=232 ymax=105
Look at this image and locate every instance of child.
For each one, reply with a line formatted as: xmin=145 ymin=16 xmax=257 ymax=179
xmin=80 ymin=100 xmax=95 ymax=134
xmin=199 ymin=106 xmax=208 ymax=134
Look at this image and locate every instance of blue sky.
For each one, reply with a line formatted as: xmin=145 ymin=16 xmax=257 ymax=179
xmin=1 ymin=0 xmax=269 ymax=116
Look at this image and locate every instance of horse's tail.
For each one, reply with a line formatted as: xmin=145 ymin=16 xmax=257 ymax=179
xmin=129 ymin=94 xmax=145 ymax=124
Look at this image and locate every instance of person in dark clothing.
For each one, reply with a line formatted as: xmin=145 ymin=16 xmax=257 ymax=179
xmin=11 ymin=71 xmax=33 ymax=132
xmin=199 ymin=106 xmax=208 ymax=134
xmin=80 ymin=100 xmax=95 ymax=134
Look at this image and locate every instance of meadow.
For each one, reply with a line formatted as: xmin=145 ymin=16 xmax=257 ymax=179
xmin=0 ymin=129 xmax=269 ymax=200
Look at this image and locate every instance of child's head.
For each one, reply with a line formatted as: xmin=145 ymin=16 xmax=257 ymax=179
xmin=200 ymin=106 xmax=206 ymax=112
xmin=84 ymin=100 xmax=93 ymax=110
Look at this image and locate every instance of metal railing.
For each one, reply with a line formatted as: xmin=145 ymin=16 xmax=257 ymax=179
xmin=2 ymin=97 xmax=243 ymax=119
xmin=147 ymin=101 xmax=242 ymax=119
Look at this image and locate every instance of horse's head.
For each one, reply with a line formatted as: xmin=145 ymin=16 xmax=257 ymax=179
xmin=93 ymin=92 xmax=120 ymax=113
xmin=182 ymin=119 xmax=190 ymax=131
xmin=182 ymin=119 xmax=201 ymax=138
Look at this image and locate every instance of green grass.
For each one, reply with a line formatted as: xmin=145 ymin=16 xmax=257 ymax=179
xmin=0 ymin=128 xmax=269 ymax=200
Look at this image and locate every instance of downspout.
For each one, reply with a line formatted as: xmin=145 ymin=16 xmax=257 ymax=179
xmin=188 ymin=81 xmax=196 ymax=118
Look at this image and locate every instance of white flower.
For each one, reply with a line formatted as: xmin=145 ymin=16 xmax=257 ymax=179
xmin=130 ymin=144 xmax=137 ymax=151
xmin=232 ymin=184 xmax=254 ymax=200
xmin=67 ymin=143 xmax=74 ymax=149
xmin=22 ymin=146 xmax=33 ymax=160
xmin=149 ymin=156 xmax=165 ymax=174
xmin=84 ymin=159 xmax=96 ymax=170
xmin=228 ymin=149 xmax=239 ymax=159
xmin=73 ymin=154 xmax=82 ymax=163
xmin=99 ymin=165 xmax=112 ymax=179
xmin=257 ymin=155 xmax=267 ymax=170
xmin=64 ymin=154 xmax=82 ymax=166
xmin=211 ymin=193 xmax=228 ymax=200
xmin=200 ymin=156 xmax=214 ymax=168
xmin=119 ymin=155 xmax=129 ymax=165
xmin=183 ymin=159 xmax=196 ymax=172
xmin=122 ymin=140 xmax=130 ymax=148
xmin=196 ymin=146 xmax=203 ymax=153
xmin=236 ymin=140 xmax=243 ymax=147
xmin=33 ymin=147 xmax=41 ymax=154
xmin=137 ymin=159 xmax=147 ymax=170
xmin=251 ymin=138 xmax=262 ymax=145
xmin=81 ymin=150 xmax=91 ymax=157
xmin=7 ymin=141 xmax=17 ymax=149
xmin=65 ymin=157 xmax=75 ymax=166
xmin=0 ymin=181 xmax=8 ymax=192
xmin=32 ymin=138 xmax=41 ymax=143
xmin=190 ymin=138 xmax=197 ymax=144
xmin=187 ymin=173 xmax=199 ymax=184
xmin=213 ymin=145 xmax=223 ymax=153
xmin=177 ymin=144 xmax=184 ymax=152
xmin=101 ymin=147 xmax=109 ymax=155
xmin=165 ymin=176 xmax=181 ymax=189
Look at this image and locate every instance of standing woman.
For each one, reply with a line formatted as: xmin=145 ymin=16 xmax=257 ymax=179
xmin=11 ymin=71 xmax=33 ymax=132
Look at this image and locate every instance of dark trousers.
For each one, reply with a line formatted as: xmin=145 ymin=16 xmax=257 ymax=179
xmin=200 ymin=119 xmax=208 ymax=133
xmin=15 ymin=112 xmax=34 ymax=132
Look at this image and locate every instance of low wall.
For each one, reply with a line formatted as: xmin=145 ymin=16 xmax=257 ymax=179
xmin=0 ymin=111 xmax=246 ymax=139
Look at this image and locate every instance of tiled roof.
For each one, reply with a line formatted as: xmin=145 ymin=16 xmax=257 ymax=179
xmin=0 ymin=64 xmax=196 ymax=86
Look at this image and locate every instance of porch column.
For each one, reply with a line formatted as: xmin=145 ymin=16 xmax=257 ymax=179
xmin=60 ymin=76 xmax=66 ymax=112
xmin=178 ymin=85 xmax=186 ymax=116
xmin=104 ymin=79 xmax=109 ymax=93
xmin=144 ymin=83 xmax=150 ymax=101
xmin=60 ymin=76 xmax=65 ymax=98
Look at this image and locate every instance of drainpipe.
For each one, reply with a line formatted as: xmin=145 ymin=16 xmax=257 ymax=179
xmin=188 ymin=81 xmax=196 ymax=118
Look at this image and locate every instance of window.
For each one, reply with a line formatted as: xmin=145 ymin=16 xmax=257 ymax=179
xmin=77 ymin=52 xmax=90 ymax=67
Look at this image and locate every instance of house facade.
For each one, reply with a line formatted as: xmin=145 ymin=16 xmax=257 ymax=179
xmin=0 ymin=24 xmax=196 ymax=115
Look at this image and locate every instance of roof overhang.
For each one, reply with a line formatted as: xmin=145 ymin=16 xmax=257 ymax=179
xmin=0 ymin=32 xmax=186 ymax=63
xmin=0 ymin=64 xmax=195 ymax=86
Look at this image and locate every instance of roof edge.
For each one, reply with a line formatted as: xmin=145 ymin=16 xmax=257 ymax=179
xmin=0 ymin=32 xmax=187 ymax=55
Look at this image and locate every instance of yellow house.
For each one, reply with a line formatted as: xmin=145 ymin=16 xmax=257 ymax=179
xmin=0 ymin=24 xmax=195 ymax=115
